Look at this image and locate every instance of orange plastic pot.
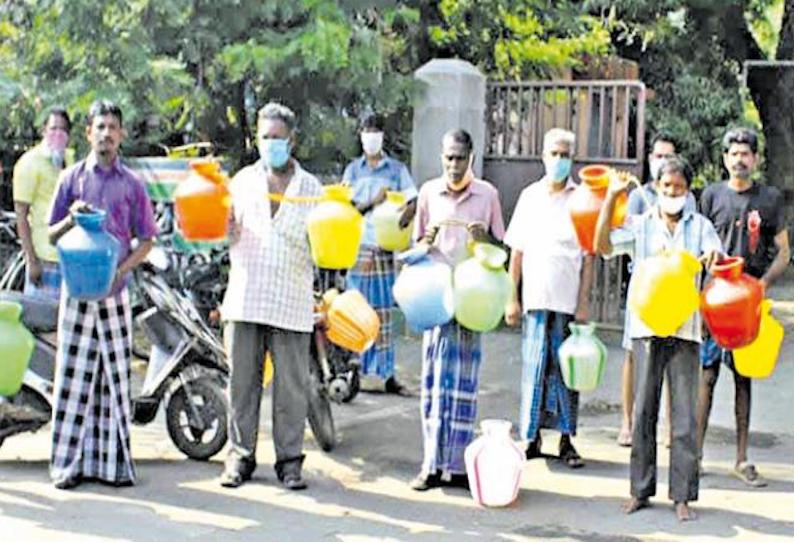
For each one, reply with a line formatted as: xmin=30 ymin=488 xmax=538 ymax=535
xmin=323 ymin=289 xmax=380 ymax=354
xmin=568 ymin=165 xmax=627 ymax=254
xmin=173 ymin=160 xmax=231 ymax=241
xmin=701 ymin=256 xmax=764 ymax=350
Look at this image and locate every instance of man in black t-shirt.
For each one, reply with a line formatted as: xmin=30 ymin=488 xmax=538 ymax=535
xmin=697 ymin=127 xmax=791 ymax=488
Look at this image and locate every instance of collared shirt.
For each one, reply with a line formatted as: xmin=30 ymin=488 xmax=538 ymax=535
xmin=627 ymin=182 xmax=697 ymax=216
xmin=414 ymin=177 xmax=505 ymax=265
xmin=343 ymin=154 xmax=417 ymax=247
xmin=221 ymin=160 xmax=323 ymax=332
xmin=13 ymin=143 xmax=75 ymax=262
xmin=49 ymin=153 xmax=158 ymax=296
xmin=608 ymin=206 xmax=723 ymax=343
xmin=504 ymin=177 xmax=584 ymax=315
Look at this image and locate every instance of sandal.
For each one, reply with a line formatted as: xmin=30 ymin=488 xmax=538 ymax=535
xmin=559 ymin=442 xmax=585 ymax=469
xmin=733 ymin=462 xmax=767 ymax=487
xmin=525 ymin=435 xmax=543 ymax=460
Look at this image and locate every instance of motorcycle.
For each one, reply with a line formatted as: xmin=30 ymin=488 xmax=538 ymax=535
xmin=0 ymin=253 xmax=230 ymax=461
xmin=305 ymin=269 xmax=362 ymax=452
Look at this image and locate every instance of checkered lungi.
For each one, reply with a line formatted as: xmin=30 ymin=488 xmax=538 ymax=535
xmin=346 ymin=246 xmax=396 ymax=380
xmin=520 ymin=310 xmax=578 ymax=441
xmin=50 ymin=289 xmax=136 ymax=485
xmin=420 ymin=321 xmax=482 ymax=477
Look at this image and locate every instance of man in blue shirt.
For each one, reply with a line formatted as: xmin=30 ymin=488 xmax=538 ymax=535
xmin=343 ymin=113 xmax=417 ymax=394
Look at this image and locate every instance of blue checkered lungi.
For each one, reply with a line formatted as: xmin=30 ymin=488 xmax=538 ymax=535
xmin=346 ymin=246 xmax=396 ymax=380
xmin=520 ymin=310 xmax=578 ymax=440
xmin=420 ymin=321 xmax=482 ymax=477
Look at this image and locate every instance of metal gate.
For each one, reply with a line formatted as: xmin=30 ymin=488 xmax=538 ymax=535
xmin=483 ymin=80 xmax=647 ymax=328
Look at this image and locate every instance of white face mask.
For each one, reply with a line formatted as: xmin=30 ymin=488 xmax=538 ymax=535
xmin=658 ymin=193 xmax=687 ymax=215
xmin=361 ymin=131 xmax=384 ymax=156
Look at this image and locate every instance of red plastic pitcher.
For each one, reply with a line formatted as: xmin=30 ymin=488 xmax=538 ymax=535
xmin=701 ymin=256 xmax=764 ymax=349
xmin=568 ymin=165 xmax=627 ymax=254
xmin=173 ymin=160 xmax=231 ymax=241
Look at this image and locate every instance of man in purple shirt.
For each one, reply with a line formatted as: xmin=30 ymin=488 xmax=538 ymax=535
xmin=47 ymin=100 xmax=157 ymax=490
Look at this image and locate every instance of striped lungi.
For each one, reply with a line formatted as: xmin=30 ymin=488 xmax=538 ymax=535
xmin=520 ymin=310 xmax=578 ymax=440
xmin=50 ymin=289 xmax=136 ymax=486
xmin=420 ymin=321 xmax=482 ymax=477
xmin=346 ymin=246 xmax=396 ymax=380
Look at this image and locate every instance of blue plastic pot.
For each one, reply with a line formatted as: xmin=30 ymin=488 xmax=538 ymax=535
xmin=57 ymin=211 xmax=121 ymax=300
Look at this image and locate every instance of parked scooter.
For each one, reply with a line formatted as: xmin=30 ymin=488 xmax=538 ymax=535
xmin=0 ymin=252 xmax=230 ymax=460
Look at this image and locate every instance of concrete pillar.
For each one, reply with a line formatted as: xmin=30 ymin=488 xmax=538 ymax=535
xmin=410 ymin=59 xmax=487 ymax=185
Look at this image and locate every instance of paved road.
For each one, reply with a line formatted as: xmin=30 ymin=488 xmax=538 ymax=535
xmin=1 ymin=277 xmax=793 ymax=541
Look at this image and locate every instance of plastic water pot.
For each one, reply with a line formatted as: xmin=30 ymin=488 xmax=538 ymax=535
xmin=558 ymin=322 xmax=607 ymax=392
xmin=701 ymin=256 xmax=764 ymax=350
xmin=628 ymin=250 xmax=702 ymax=337
xmin=465 ymin=419 xmax=524 ymax=507
xmin=453 ymin=243 xmax=512 ymax=332
xmin=0 ymin=301 xmax=35 ymax=397
xmin=173 ymin=160 xmax=231 ymax=241
xmin=733 ymin=299 xmax=784 ymax=379
xmin=307 ymin=185 xmax=363 ymax=269
xmin=568 ymin=164 xmax=627 ymax=254
xmin=57 ymin=210 xmax=121 ymax=300
xmin=372 ymin=191 xmax=412 ymax=252
xmin=324 ymin=288 xmax=380 ymax=353
xmin=392 ymin=246 xmax=454 ymax=332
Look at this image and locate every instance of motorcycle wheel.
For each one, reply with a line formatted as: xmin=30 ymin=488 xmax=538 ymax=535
xmin=342 ymin=365 xmax=360 ymax=404
xmin=306 ymin=361 xmax=336 ymax=452
xmin=165 ymin=376 xmax=228 ymax=460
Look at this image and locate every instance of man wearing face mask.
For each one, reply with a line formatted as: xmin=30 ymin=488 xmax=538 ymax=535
xmin=504 ymin=128 xmax=594 ymax=469
xmin=12 ymin=107 xmax=74 ymax=299
xmin=595 ymin=156 xmax=723 ymax=522
xmin=696 ymin=127 xmax=790 ymax=488
xmin=618 ymin=133 xmax=696 ymax=447
xmin=410 ymin=129 xmax=505 ymax=491
xmin=219 ymin=102 xmax=323 ymax=490
xmin=342 ymin=113 xmax=417 ymax=394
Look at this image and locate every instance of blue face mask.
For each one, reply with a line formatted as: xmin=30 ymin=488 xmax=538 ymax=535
xmin=544 ymin=157 xmax=572 ymax=182
xmin=259 ymin=138 xmax=291 ymax=169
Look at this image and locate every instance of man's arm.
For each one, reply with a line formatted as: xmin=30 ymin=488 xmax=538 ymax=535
xmin=115 ymin=239 xmax=154 ymax=284
xmin=14 ymin=201 xmax=42 ymax=284
xmin=574 ymin=254 xmax=594 ymax=322
xmin=504 ymin=248 xmax=522 ymax=327
xmin=761 ymin=228 xmax=790 ymax=289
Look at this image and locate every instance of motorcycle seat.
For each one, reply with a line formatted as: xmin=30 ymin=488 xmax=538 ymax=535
xmin=0 ymin=291 xmax=59 ymax=333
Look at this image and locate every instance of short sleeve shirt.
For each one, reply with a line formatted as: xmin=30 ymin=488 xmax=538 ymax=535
xmin=13 ymin=144 xmax=75 ymax=262
xmin=504 ymin=177 xmax=584 ymax=315
xmin=49 ymin=153 xmax=158 ymax=296
xmin=342 ymin=154 xmax=417 ymax=248
xmin=699 ymin=181 xmax=785 ymax=278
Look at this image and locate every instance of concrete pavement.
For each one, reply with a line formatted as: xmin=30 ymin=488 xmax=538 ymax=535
xmin=1 ymin=275 xmax=793 ymax=541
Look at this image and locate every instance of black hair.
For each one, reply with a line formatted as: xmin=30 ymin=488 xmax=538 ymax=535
xmin=722 ymin=127 xmax=759 ymax=154
xmin=650 ymin=130 xmax=676 ymax=151
xmin=45 ymin=106 xmax=71 ymax=133
xmin=87 ymin=99 xmax=123 ymax=127
xmin=656 ymin=155 xmax=693 ymax=186
xmin=360 ymin=112 xmax=384 ymax=131
xmin=442 ymin=128 xmax=473 ymax=155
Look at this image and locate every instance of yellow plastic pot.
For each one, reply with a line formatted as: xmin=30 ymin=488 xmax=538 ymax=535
xmin=372 ymin=191 xmax=412 ymax=252
xmin=307 ymin=185 xmax=363 ymax=269
xmin=733 ymin=300 xmax=784 ymax=379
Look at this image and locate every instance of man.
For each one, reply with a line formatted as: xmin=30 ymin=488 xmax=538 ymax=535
xmin=13 ymin=107 xmax=74 ymax=299
xmin=595 ymin=156 xmax=723 ymax=522
xmin=410 ymin=128 xmax=504 ymax=490
xmin=48 ymin=100 xmax=157 ymax=489
xmin=343 ymin=112 xmax=417 ymax=394
xmin=219 ymin=102 xmax=323 ymax=490
xmin=504 ymin=128 xmax=593 ymax=469
xmin=618 ymin=132 xmax=696 ymax=447
xmin=696 ymin=127 xmax=790 ymax=487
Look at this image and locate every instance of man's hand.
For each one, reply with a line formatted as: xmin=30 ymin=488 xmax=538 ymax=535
xmin=505 ymin=300 xmax=522 ymax=327
xmin=420 ymin=224 xmax=441 ymax=246
xmin=607 ymin=169 xmax=633 ymax=198
xmin=69 ymin=200 xmax=93 ymax=216
xmin=699 ymin=250 xmax=724 ymax=274
xmin=398 ymin=198 xmax=417 ymax=229
xmin=574 ymin=304 xmax=589 ymax=324
xmin=26 ymin=256 xmax=43 ymax=286
xmin=371 ymin=187 xmax=388 ymax=207
xmin=467 ymin=221 xmax=490 ymax=244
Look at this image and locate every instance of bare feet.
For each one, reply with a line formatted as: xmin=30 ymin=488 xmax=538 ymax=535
xmin=622 ymin=497 xmax=650 ymax=515
xmin=617 ymin=424 xmax=632 ymax=447
xmin=675 ymin=501 xmax=697 ymax=521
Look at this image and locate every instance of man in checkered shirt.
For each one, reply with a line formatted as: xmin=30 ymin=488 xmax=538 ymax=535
xmin=219 ymin=102 xmax=323 ymax=490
